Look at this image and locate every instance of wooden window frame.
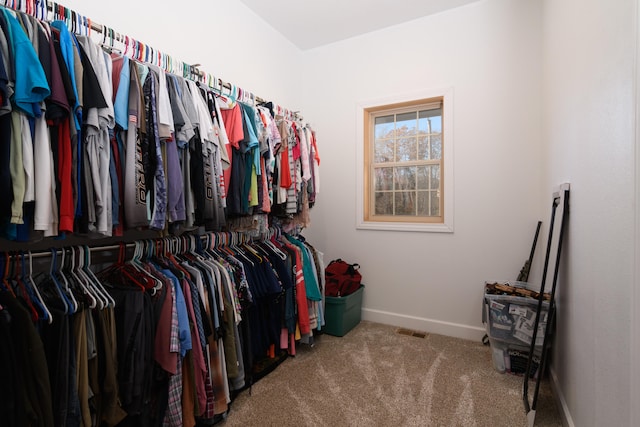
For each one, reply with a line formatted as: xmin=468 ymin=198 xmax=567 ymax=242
xmin=364 ymin=98 xmax=444 ymax=224
xmin=356 ymin=88 xmax=454 ymax=233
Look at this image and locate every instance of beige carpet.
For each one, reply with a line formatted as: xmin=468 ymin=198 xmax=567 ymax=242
xmin=220 ymin=321 xmax=562 ymax=427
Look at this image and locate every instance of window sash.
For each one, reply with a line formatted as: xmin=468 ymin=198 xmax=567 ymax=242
xmin=366 ymin=99 xmax=444 ymax=222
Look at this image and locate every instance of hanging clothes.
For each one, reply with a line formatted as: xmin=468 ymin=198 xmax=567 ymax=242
xmin=0 ymin=4 xmax=320 ymax=241
xmin=0 ymin=228 xmax=325 ymax=426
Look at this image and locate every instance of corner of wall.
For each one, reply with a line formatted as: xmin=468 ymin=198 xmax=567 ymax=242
xmin=632 ymin=0 xmax=640 ymax=425
xmin=549 ymin=367 xmax=576 ymax=427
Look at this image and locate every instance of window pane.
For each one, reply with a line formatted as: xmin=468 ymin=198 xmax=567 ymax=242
xmin=396 ymin=137 xmax=417 ymax=162
xmin=396 ymin=112 xmax=417 ymax=137
xmin=431 ymin=191 xmax=441 ymax=216
xmin=431 ymin=134 xmax=442 ymax=160
xmin=418 ymin=109 xmax=441 ymax=119
xmin=430 ymin=116 xmax=442 ymax=133
xmin=430 ymin=165 xmax=440 ymax=190
xmin=375 ymin=192 xmax=393 ymax=215
xmin=418 ymin=136 xmax=429 ymax=160
xmin=375 ymin=115 xmax=395 ymax=139
xmin=394 ymin=167 xmax=416 ymax=190
xmin=416 ymin=191 xmax=441 ymax=216
xmin=374 ymin=139 xmax=394 ymax=163
xmin=417 ymin=166 xmax=429 ymax=190
xmin=419 ymin=110 xmax=442 ymax=133
xmin=395 ymin=191 xmax=416 ymax=215
xmin=374 ymin=167 xmax=393 ymax=191
xmin=417 ymin=191 xmax=429 ymax=216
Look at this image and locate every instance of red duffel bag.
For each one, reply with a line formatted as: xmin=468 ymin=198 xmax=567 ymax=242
xmin=325 ymin=259 xmax=362 ymax=297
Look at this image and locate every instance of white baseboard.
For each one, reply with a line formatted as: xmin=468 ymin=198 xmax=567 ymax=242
xmin=549 ymin=367 xmax=575 ymax=427
xmin=362 ymin=308 xmax=486 ymax=342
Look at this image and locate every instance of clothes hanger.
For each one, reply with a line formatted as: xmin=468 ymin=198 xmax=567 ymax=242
xmin=82 ymin=246 xmax=115 ymax=308
xmin=132 ymin=240 xmax=163 ymax=293
xmin=20 ymin=253 xmax=48 ymax=322
xmin=27 ymin=250 xmax=53 ymax=324
xmin=14 ymin=251 xmax=47 ymax=321
xmin=158 ymin=237 xmax=180 ymax=271
xmin=49 ymin=248 xmax=70 ymax=315
xmin=10 ymin=253 xmax=40 ymax=321
xmin=96 ymin=241 xmax=126 ymax=279
xmin=72 ymin=246 xmax=108 ymax=310
xmin=263 ymin=227 xmax=287 ymax=259
xmin=107 ymin=244 xmax=155 ymax=291
xmin=229 ymin=232 xmax=256 ymax=267
xmin=1 ymin=253 xmax=17 ymax=298
xmin=63 ymin=6 xmax=71 ymax=31
xmin=74 ymin=246 xmax=105 ymax=310
xmin=219 ymin=83 xmax=237 ymax=108
xmin=69 ymin=246 xmax=98 ymax=309
xmin=58 ymin=248 xmax=79 ymax=313
xmin=189 ymin=235 xmax=207 ymax=262
xmin=98 ymin=242 xmax=148 ymax=292
xmin=204 ymin=232 xmax=226 ymax=260
xmin=35 ymin=0 xmax=43 ymax=20
xmin=73 ymin=247 xmax=98 ymax=308
xmin=241 ymin=237 xmax=263 ymax=262
xmin=126 ymin=242 xmax=156 ymax=291
xmin=162 ymin=236 xmax=192 ymax=280
xmin=258 ymin=238 xmax=287 ymax=261
xmin=19 ymin=252 xmax=50 ymax=323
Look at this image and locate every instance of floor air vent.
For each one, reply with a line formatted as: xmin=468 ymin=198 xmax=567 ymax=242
xmin=396 ymin=328 xmax=427 ymax=338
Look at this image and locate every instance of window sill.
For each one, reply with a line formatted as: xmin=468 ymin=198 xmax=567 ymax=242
xmin=356 ymin=220 xmax=454 ymax=233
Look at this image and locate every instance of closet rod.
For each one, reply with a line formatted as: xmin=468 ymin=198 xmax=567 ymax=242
xmin=26 ymin=0 xmax=301 ymax=119
xmin=17 ymin=243 xmax=133 ymax=260
xmin=7 ymin=229 xmax=261 ymax=260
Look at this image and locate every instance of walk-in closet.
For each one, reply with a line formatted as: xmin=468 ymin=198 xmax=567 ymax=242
xmin=1 ymin=0 xmax=637 ymax=426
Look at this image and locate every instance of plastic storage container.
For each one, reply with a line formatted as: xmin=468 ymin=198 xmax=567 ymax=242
xmin=484 ymin=292 xmax=549 ymax=347
xmin=483 ymin=281 xmax=552 ymax=376
xmin=489 ymin=338 xmax=542 ymax=378
xmin=323 ymin=285 xmax=364 ymax=336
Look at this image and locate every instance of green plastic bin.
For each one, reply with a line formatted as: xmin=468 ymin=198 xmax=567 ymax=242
xmin=323 ymin=285 xmax=364 ymax=336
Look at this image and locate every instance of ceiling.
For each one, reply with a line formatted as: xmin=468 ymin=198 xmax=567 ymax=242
xmin=238 ymin=0 xmax=482 ymax=50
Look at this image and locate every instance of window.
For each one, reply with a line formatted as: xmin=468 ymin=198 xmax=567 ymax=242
xmin=357 ymin=90 xmax=453 ymax=232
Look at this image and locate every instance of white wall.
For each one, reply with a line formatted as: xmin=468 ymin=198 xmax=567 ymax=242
xmin=541 ymin=0 xmax=637 ymax=425
xmin=58 ymin=0 xmax=303 ymax=110
xmin=300 ymin=0 xmax=543 ymax=340
xmin=49 ymin=0 xmax=543 ymax=340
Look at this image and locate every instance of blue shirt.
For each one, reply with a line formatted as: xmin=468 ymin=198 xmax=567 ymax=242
xmin=50 ymin=21 xmax=79 ymax=125
xmin=114 ymin=56 xmax=130 ymax=129
xmin=162 ymin=268 xmax=192 ymax=357
xmin=3 ymin=9 xmax=49 ymax=117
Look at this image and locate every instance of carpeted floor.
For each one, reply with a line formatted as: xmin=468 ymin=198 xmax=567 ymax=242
xmin=220 ymin=321 xmax=563 ymax=427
